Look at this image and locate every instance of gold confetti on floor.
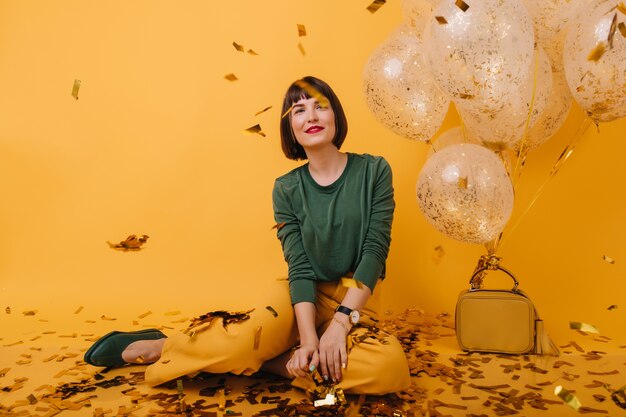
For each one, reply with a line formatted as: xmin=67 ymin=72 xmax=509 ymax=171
xmin=1 ymin=306 xmax=625 ymax=416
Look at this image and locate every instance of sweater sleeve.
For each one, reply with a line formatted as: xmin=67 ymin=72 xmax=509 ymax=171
xmin=353 ymin=158 xmax=395 ymax=292
xmin=272 ymin=178 xmax=317 ymax=305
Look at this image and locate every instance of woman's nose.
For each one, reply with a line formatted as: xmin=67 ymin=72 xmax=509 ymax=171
xmin=307 ymin=108 xmax=319 ymax=122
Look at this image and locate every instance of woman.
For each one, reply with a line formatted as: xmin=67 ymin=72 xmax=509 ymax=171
xmin=84 ymin=76 xmax=410 ymax=394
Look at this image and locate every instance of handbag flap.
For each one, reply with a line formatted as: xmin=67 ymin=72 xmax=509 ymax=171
xmin=456 ymin=290 xmax=536 ymax=354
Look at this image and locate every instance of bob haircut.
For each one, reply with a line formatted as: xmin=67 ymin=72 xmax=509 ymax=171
xmin=279 ymin=76 xmax=348 ymax=160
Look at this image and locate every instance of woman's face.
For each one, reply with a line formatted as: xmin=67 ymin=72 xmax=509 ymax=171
xmin=290 ymin=96 xmax=336 ymax=152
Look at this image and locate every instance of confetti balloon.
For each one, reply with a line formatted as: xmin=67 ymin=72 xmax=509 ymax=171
xmin=523 ymin=70 xmax=573 ymax=151
xmin=522 ymin=0 xmax=586 ymax=72
xmin=423 ymin=0 xmax=535 ymax=112
xmin=563 ymin=0 xmax=626 ymax=123
xmin=401 ymin=0 xmax=434 ymax=37
xmin=456 ymin=47 xmax=553 ymax=150
xmin=363 ymin=25 xmax=450 ymax=142
xmin=416 ymin=144 xmax=514 ymax=244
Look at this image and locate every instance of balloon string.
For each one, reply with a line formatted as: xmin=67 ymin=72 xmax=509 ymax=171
xmin=498 ymin=116 xmax=593 ymax=250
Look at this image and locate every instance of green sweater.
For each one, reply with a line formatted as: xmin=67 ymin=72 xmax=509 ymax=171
xmin=272 ymin=153 xmax=395 ymax=304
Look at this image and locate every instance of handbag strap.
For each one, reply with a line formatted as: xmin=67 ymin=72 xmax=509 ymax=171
xmin=469 ymin=265 xmax=519 ymax=292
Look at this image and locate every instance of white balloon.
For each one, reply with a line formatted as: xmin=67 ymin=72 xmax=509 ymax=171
xmin=417 ymin=144 xmax=514 ymax=244
xmin=456 ymin=47 xmax=553 ymax=150
xmin=363 ymin=25 xmax=450 ymax=142
xmin=423 ymin=0 xmax=535 ymax=112
xmin=564 ymin=0 xmax=626 ymax=122
xmin=523 ymin=70 xmax=573 ymax=151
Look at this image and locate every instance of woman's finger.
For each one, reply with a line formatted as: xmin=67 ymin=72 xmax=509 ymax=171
xmin=309 ymin=350 xmax=319 ymax=372
xmin=332 ymin=349 xmax=341 ymax=381
xmin=319 ymin=350 xmax=330 ymax=381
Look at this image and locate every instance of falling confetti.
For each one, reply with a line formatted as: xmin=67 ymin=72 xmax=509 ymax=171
xmin=297 ymin=24 xmax=306 ymax=37
xmin=244 ymin=124 xmax=266 ymax=137
xmin=366 ymin=0 xmax=386 ymax=14
xmin=71 ymin=79 xmax=81 ymax=100
xmin=618 ymin=2 xmax=626 ymax=14
xmin=455 ymin=0 xmax=469 ymax=12
xmin=107 ymin=235 xmax=149 ymax=252
xmin=224 ymin=73 xmax=238 ymax=82
xmin=619 ymin=22 xmax=626 ymax=38
xmin=603 ymin=255 xmax=615 ymax=264
xmin=433 ymin=245 xmax=445 ymax=263
xmin=608 ymin=304 xmax=618 ymax=311
xmin=570 ymin=321 xmax=600 ymax=334
xmin=254 ymin=106 xmax=272 ymax=116
xmin=253 ymin=326 xmax=262 ymax=350
xmin=435 ymin=16 xmax=448 ymax=24
xmin=271 ymin=222 xmax=285 ymax=230
xmin=265 ymin=306 xmax=278 ymax=317
xmin=247 ymin=49 xmax=259 ymax=55
xmin=232 ymin=42 xmax=244 ymax=52
xmin=458 ymin=177 xmax=468 ymax=189
xmin=297 ymin=42 xmax=306 ymax=56
xmin=73 ymin=306 xmax=84 ymax=314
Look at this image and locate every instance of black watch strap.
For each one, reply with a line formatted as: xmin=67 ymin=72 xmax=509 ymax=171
xmin=335 ymin=305 xmax=353 ymax=316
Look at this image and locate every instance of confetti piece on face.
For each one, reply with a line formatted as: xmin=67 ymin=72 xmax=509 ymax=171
xmin=435 ymin=16 xmax=448 ymax=24
xmin=340 ymin=277 xmax=363 ymax=289
xmin=297 ymin=42 xmax=306 ymax=56
xmin=244 ymin=124 xmax=266 ymax=137
xmin=555 ymin=386 xmax=581 ymax=410
xmin=618 ymin=2 xmax=626 ymax=14
xmin=232 ymin=41 xmax=244 ymax=52
xmin=588 ymin=43 xmax=607 ymax=61
xmin=294 ymin=79 xmax=330 ymax=109
xmin=254 ymin=106 xmax=272 ymax=116
xmin=366 ymin=0 xmax=386 ymax=14
xmin=281 ymin=104 xmax=294 ymax=119
xmin=619 ymin=22 xmax=626 ymax=38
xmin=266 ymin=306 xmax=278 ymax=317
xmin=297 ymin=24 xmax=307 ymax=37
xmin=74 ymin=306 xmax=84 ymax=314
xmin=458 ymin=177 xmax=468 ymax=189
xmin=455 ymin=0 xmax=469 ymax=12
xmin=570 ymin=321 xmax=600 ymax=334
xmin=603 ymin=255 xmax=615 ymax=264
xmin=71 ymin=79 xmax=81 ymax=100
xmin=253 ymin=326 xmax=262 ymax=350
xmin=271 ymin=222 xmax=285 ymax=230
xmin=224 ymin=73 xmax=238 ymax=82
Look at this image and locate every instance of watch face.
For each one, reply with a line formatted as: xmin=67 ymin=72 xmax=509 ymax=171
xmin=349 ymin=310 xmax=360 ymax=324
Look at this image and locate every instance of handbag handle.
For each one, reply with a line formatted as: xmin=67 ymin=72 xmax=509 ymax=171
xmin=469 ymin=265 xmax=519 ymax=292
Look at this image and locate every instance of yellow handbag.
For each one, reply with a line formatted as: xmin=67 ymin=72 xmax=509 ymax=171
xmin=455 ymin=265 xmax=559 ymax=355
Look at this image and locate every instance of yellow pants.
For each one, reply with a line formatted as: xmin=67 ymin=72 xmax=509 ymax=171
xmin=144 ymin=280 xmax=411 ymax=394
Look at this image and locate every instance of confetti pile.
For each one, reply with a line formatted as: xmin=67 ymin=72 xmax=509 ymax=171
xmin=1 ymin=306 xmax=625 ymax=416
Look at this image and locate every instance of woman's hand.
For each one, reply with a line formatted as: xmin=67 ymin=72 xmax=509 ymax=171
xmin=286 ymin=342 xmax=319 ymax=378
xmin=318 ymin=317 xmax=350 ymax=382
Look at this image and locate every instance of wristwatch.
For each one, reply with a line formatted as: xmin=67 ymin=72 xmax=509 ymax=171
xmin=335 ymin=305 xmax=360 ymax=325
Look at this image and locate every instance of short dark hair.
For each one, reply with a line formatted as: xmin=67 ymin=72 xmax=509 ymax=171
xmin=279 ymin=76 xmax=348 ymax=160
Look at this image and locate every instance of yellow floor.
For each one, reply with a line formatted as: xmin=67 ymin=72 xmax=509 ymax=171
xmin=1 ymin=306 xmax=625 ymax=416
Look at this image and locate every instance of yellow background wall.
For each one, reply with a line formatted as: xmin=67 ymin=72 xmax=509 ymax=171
xmin=0 ymin=1 xmax=624 ymax=343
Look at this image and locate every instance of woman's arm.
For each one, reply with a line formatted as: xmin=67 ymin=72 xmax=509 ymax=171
xmin=318 ymin=285 xmax=372 ymax=382
xmin=286 ymin=301 xmax=320 ymax=378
